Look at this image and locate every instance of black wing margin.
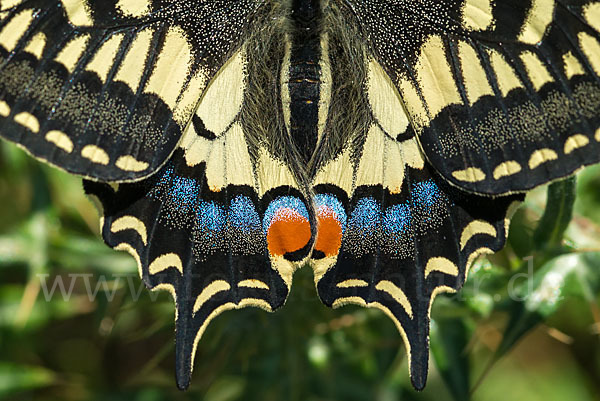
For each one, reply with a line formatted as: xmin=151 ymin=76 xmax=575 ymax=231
xmin=313 ymin=166 xmax=521 ymax=390
xmin=345 ymin=0 xmax=600 ymax=195
xmin=83 ymin=10 xmax=315 ymax=388
xmin=0 ymin=0 xmax=262 ymax=181
xmin=84 ymin=148 xmax=307 ymax=390
xmin=310 ymin=8 xmax=523 ymax=389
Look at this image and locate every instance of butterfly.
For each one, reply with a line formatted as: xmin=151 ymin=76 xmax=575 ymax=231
xmin=0 ymin=0 xmax=599 ymax=391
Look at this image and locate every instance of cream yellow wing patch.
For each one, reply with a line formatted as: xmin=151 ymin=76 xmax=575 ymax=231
xmin=149 ymin=253 xmax=184 ymax=275
xmin=115 ymin=155 xmax=149 ymax=172
xmin=414 ymin=35 xmax=462 ymax=119
xmin=145 ymin=26 xmax=193 ymax=119
xmin=256 ymin=147 xmax=298 ymax=197
xmin=110 ymin=215 xmax=148 ymax=245
xmin=54 ymin=34 xmax=91 ymax=73
xmin=461 ymin=0 xmax=495 ymax=31
xmin=458 ymin=41 xmax=494 ymax=104
xmin=114 ymin=28 xmax=154 ymax=93
xmin=195 ymin=49 xmax=246 ymax=135
xmin=23 ymin=32 xmax=46 ymax=59
xmin=81 ymin=145 xmax=110 ymax=165
xmin=61 ymin=0 xmax=93 ymax=26
xmin=519 ymin=51 xmax=553 ymax=90
xmin=518 ymin=0 xmax=555 ymax=44
xmin=45 ymin=130 xmax=74 ymax=153
xmin=86 ymin=33 xmax=124 ymax=81
xmin=0 ymin=9 xmax=34 ymax=52
xmin=367 ymin=58 xmax=410 ymax=136
xmin=312 ymin=146 xmax=354 ymax=194
xmin=355 ymin=124 xmax=385 ymax=188
xmin=116 ymin=0 xmax=151 ymax=18
xmin=562 ymin=51 xmax=585 ymax=79
xmin=487 ymin=49 xmax=524 ymax=96
xmin=0 ymin=0 xmax=26 ymax=11
xmin=375 ymin=280 xmax=413 ymax=318
xmin=584 ymin=3 xmax=600 ymax=32
xmin=579 ymin=31 xmax=600 ymax=76
xmin=0 ymin=101 xmax=10 ymax=117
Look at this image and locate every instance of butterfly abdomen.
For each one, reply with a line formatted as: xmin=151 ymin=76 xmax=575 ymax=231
xmin=286 ymin=0 xmax=323 ymax=162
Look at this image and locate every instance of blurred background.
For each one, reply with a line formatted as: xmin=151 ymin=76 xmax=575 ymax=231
xmin=0 ymin=140 xmax=599 ymax=401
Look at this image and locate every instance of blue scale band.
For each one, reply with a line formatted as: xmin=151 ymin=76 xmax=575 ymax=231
xmin=263 ymin=196 xmax=310 ymax=233
xmin=314 ymin=193 xmax=347 ymax=234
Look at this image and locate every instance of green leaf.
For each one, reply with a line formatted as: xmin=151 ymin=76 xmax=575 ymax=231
xmin=430 ymin=317 xmax=471 ymax=401
xmin=204 ymin=376 xmax=247 ymax=401
xmin=495 ymin=252 xmax=598 ymax=358
xmin=574 ymin=164 xmax=600 ymax=223
xmin=30 ymin=165 xmax=52 ymax=213
xmin=555 ymin=252 xmax=600 ymax=302
xmin=0 ymin=363 xmax=55 ymax=397
xmin=461 ymin=259 xmax=508 ymax=318
xmin=533 ymin=177 xmax=576 ymax=251
xmin=506 ymin=207 xmax=535 ymax=259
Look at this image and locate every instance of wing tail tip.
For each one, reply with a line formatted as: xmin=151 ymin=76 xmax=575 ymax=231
xmin=408 ymin=344 xmax=429 ymax=391
xmin=409 ymin=362 xmax=428 ymax=391
xmin=175 ymin=321 xmax=194 ymax=391
xmin=175 ymin=368 xmax=191 ymax=391
xmin=175 ymin=349 xmax=192 ymax=391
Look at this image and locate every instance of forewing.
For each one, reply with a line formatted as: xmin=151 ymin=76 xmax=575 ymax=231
xmin=310 ymin=11 xmax=522 ymax=389
xmin=345 ymin=0 xmax=600 ymax=195
xmin=0 ymin=0 xmax=262 ymax=180
xmin=84 ymin=17 xmax=314 ymax=389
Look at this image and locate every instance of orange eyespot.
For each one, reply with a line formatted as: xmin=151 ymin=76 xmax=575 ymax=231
xmin=314 ymin=210 xmax=343 ymax=257
xmin=266 ymin=208 xmax=311 ymax=256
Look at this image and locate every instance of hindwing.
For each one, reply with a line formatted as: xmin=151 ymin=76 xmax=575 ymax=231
xmin=310 ymin=12 xmax=523 ymax=389
xmin=84 ymin=12 xmax=315 ymax=390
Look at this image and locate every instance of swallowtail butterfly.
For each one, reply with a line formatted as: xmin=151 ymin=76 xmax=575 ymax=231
xmin=0 ymin=0 xmax=599 ymax=390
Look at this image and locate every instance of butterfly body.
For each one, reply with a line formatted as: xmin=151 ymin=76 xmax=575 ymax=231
xmin=287 ymin=0 xmax=323 ymax=162
xmin=0 ymin=0 xmax=599 ymax=391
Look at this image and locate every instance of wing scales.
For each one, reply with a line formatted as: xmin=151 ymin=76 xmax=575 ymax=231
xmin=310 ymin=11 xmax=523 ymax=387
xmin=83 ymin=10 xmax=315 ymax=388
xmin=344 ymin=0 xmax=600 ymax=195
xmin=0 ymin=0 xmax=262 ymax=181
xmin=1 ymin=0 xmax=599 ymax=392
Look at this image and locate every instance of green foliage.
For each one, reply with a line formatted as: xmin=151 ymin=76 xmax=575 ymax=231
xmin=0 ymin=141 xmax=599 ymax=401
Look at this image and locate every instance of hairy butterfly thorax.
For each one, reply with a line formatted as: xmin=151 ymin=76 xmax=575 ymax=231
xmin=0 ymin=0 xmax=599 ymax=392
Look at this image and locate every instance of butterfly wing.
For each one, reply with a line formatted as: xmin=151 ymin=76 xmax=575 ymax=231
xmin=84 ymin=6 xmax=314 ymax=390
xmin=310 ymin=6 xmax=522 ymax=390
xmin=0 ymin=0 xmax=262 ymax=181
xmin=344 ymin=0 xmax=600 ymax=195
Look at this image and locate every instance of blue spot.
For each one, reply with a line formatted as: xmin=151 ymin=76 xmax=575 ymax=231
xmin=149 ymin=164 xmax=200 ymax=212
xmin=348 ymin=197 xmax=381 ymax=231
xmin=228 ymin=195 xmax=261 ymax=232
xmin=170 ymin=175 xmax=199 ymax=210
xmin=148 ymin=164 xmax=174 ymax=198
xmin=263 ymin=196 xmax=309 ymax=233
xmin=154 ymin=164 xmax=173 ymax=184
xmin=411 ymin=180 xmax=441 ymax=211
xmin=314 ymin=193 xmax=347 ymax=233
xmin=383 ymin=204 xmax=412 ymax=235
xmin=197 ymin=201 xmax=226 ymax=233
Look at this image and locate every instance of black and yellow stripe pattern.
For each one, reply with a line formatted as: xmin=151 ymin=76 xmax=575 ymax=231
xmin=0 ymin=0 xmax=598 ymax=391
xmin=0 ymin=0 xmax=261 ymax=180
xmin=348 ymin=0 xmax=600 ymax=194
